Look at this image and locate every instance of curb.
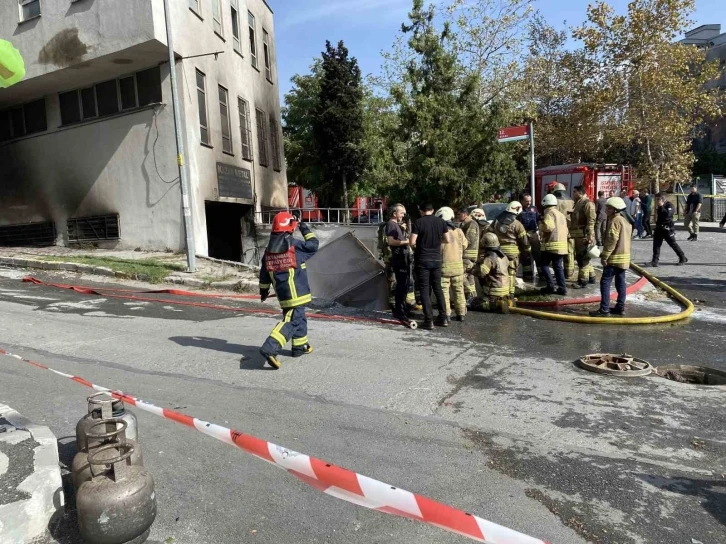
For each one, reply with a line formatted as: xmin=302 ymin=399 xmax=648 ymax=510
xmin=0 ymin=257 xmax=259 ymax=293
xmin=0 ymin=403 xmax=64 ymax=543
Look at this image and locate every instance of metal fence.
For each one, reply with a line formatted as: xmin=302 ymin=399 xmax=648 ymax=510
xmin=674 ymin=194 xmax=726 ymax=222
xmin=255 ymin=208 xmax=384 ymax=226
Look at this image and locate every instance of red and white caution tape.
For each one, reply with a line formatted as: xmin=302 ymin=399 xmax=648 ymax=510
xmin=0 ymin=346 xmax=549 ymax=544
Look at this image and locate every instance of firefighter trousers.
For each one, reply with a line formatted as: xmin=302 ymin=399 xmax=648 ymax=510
xmin=261 ymin=307 xmax=309 ymax=357
xmin=441 ymin=274 xmax=466 ymax=317
xmin=469 ymin=296 xmax=508 ymax=313
xmin=462 ymin=259 xmax=478 ymax=298
xmin=564 ymin=239 xmax=576 ymax=280
xmin=521 ymin=232 xmax=541 ymax=282
xmin=574 ymin=237 xmax=596 ymax=283
xmin=507 ymin=255 xmax=519 ymax=296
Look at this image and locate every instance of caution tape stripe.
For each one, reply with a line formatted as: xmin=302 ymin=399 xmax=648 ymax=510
xmin=0 ymin=346 xmax=549 ymax=544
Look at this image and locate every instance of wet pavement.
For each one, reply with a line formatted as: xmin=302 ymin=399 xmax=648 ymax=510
xmin=0 ymin=228 xmax=724 ymax=544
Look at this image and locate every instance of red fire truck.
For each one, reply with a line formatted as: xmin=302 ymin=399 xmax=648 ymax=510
xmin=534 ymin=164 xmax=634 ymax=204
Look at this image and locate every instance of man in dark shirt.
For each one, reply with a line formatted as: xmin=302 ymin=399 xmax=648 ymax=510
xmin=684 ymin=185 xmax=703 ymax=241
xmin=519 ymin=194 xmax=541 ymax=282
xmin=647 ymin=192 xmax=687 ymax=267
xmin=595 ymin=191 xmax=608 ymax=247
xmin=641 ymin=190 xmax=653 ymax=238
xmin=385 ymin=204 xmax=411 ymax=320
xmin=410 ymin=203 xmax=452 ymax=329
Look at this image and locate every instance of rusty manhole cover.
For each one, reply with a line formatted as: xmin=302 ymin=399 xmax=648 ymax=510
xmin=576 ymin=353 xmax=653 ymax=377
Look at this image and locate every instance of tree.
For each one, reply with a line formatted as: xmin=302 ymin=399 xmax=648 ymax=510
xmin=313 ymin=41 xmax=368 ymax=213
xmin=573 ymin=0 xmax=723 ymax=192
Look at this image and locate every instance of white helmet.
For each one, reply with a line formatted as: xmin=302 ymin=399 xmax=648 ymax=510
xmin=542 ymin=194 xmax=558 ymax=207
xmin=606 ymin=197 xmax=627 ymax=211
xmin=435 ymin=206 xmax=455 ymax=221
xmin=587 ymin=245 xmax=601 ymax=259
xmin=506 ymin=201 xmax=522 ymax=214
xmin=471 ymin=208 xmax=486 ymax=220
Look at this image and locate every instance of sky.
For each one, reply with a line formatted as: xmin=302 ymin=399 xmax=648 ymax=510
xmin=271 ymin=0 xmax=726 ymax=103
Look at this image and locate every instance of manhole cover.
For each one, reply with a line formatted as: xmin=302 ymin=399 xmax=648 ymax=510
xmin=576 ymin=353 xmax=653 ymax=376
xmin=654 ymin=365 xmax=726 ymax=386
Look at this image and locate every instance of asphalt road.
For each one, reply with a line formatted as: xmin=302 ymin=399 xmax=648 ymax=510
xmin=0 ymin=229 xmax=725 ymax=544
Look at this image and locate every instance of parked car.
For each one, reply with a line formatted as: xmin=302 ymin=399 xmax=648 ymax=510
xmin=466 ymin=203 xmax=508 ymax=225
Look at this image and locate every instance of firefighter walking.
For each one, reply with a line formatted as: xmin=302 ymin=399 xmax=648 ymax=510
xmin=457 ymin=208 xmax=480 ymax=303
xmin=259 ymin=211 xmax=319 ymax=369
xmin=487 ymin=201 xmax=530 ymax=299
xmin=570 ymin=185 xmax=597 ymax=288
xmin=437 ymin=207 xmax=468 ymax=321
xmin=551 ymin=183 xmax=576 ymax=281
xmin=470 ymin=233 xmax=510 ymax=313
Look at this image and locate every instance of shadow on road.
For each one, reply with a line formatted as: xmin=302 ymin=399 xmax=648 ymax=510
xmin=168 ymin=336 xmax=281 ymax=370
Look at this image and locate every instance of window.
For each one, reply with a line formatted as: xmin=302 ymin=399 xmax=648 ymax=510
xmin=269 ymin=115 xmax=281 ymax=171
xmin=211 ymin=0 xmax=222 ymax=36
xmin=196 ymin=70 xmax=210 ymax=146
xmin=255 ymin=107 xmax=268 ymax=166
xmin=238 ymin=98 xmax=252 ymax=161
xmin=248 ymin=12 xmax=258 ymax=69
xmin=219 ymin=86 xmax=232 ymax=154
xmin=58 ymin=67 xmax=162 ymax=126
xmin=189 ymin=0 xmax=200 ymax=13
xmin=231 ymin=0 xmax=241 ymax=54
xmin=262 ymin=30 xmax=272 ymax=82
xmin=19 ymin=0 xmax=41 ymax=22
xmin=0 ymin=98 xmax=47 ymax=141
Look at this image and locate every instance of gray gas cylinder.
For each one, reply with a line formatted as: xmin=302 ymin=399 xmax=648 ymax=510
xmin=76 ymin=392 xmax=138 ymax=453
xmin=76 ymin=442 xmax=156 ymax=544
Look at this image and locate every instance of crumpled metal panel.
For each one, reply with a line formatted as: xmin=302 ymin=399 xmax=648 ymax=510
xmin=307 ymin=232 xmax=389 ymax=311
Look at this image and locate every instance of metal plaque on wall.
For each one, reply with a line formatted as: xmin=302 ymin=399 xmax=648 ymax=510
xmin=216 ymin=162 xmax=253 ymax=200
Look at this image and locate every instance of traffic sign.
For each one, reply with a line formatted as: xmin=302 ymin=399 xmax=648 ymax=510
xmin=497 ymin=125 xmax=530 ymax=143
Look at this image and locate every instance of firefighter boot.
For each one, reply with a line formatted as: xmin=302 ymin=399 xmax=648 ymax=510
xmin=292 ymin=344 xmax=314 ymax=358
xmin=260 ymin=349 xmax=282 ymax=370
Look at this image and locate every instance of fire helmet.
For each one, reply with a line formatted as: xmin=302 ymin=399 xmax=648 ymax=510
xmin=505 ymin=201 xmax=522 ymax=214
xmin=471 ymin=208 xmax=486 ymax=220
xmin=553 ymin=183 xmax=567 ymax=193
xmin=542 ymin=194 xmax=558 ymax=207
xmin=435 ymin=206 xmax=455 ymax=221
xmin=606 ymin=197 xmax=627 ymax=211
xmin=482 ymin=232 xmax=500 ymax=249
xmin=272 ymin=211 xmax=297 ymax=233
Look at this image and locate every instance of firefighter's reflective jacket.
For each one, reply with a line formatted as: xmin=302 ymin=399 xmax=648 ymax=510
xmin=258 ymin=223 xmax=319 ymax=308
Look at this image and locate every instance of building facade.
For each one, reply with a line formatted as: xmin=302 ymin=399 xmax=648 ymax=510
xmin=0 ymin=0 xmax=287 ymax=260
xmin=681 ymin=24 xmax=726 ymax=154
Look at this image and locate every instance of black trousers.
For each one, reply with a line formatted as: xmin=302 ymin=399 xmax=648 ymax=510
xmin=416 ymin=261 xmax=446 ymax=322
xmin=653 ymin=226 xmax=685 ymax=262
xmin=392 ymin=260 xmax=410 ymax=316
xmin=642 ymin=214 xmax=652 ymax=237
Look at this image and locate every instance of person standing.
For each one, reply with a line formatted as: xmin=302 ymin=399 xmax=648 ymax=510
xmin=684 ymin=185 xmax=703 ymax=241
xmin=595 ymin=191 xmax=608 ymax=247
xmin=487 ymin=201 xmax=530 ymax=299
xmin=630 ymin=190 xmax=644 ymax=239
xmin=259 ymin=212 xmax=318 ymax=369
xmin=648 ymin=192 xmax=688 ymax=267
xmin=589 ymin=197 xmax=632 ymax=317
xmin=539 ymin=194 xmax=569 ymax=295
xmin=410 ymin=203 xmax=452 ymax=329
xmin=385 ymin=204 xmax=412 ymax=320
xmin=552 ymin=183 xmax=575 ymax=281
xmin=519 ymin=194 xmax=541 ymax=283
xmin=570 ymin=185 xmax=597 ymax=288
xmin=641 ymin=190 xmax=653 ymax=238
xmin=457 ymin=208 xmax=480 ymax=303
xmin=437 ymin=207 xmax=468 ymax=322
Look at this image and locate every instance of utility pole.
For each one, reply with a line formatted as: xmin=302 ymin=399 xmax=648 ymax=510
xmin=529 ymin=122 xmax=536 ymax=198
xmin=163 ymin=0 xmax=196 ymax=272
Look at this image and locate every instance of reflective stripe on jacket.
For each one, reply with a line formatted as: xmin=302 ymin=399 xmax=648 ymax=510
xmin=601 ymin=213 xmax=632 ymax=269
xmin=479 ymin=252 xmax=510 ymax=297
xmin=539 ymin=207 xmax=569 ymax=255
xmin=487 ymin=219 xmax=529 ymax=259
xmin=570 ymin=197 xmax=596 ymax=239
xmin=259 ymin=223 xmax=319 ymax=308
xmin=460 ymin=217 xmax=480 ymax=260
xmin=441 ymin=227 xmax=468 ymax=277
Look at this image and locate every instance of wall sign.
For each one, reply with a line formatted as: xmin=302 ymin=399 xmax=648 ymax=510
xmin=216 ymin=162 xmax=253 ymax=200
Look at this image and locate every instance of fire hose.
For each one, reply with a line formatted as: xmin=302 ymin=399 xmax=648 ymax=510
xmin=509 ymin=263 xmax=694 ymax=325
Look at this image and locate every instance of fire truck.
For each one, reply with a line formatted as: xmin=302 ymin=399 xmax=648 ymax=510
xmin=534 ymin=164 xmax=634 ymax=205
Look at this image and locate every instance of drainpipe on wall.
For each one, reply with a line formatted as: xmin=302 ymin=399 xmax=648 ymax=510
xmin=163 ymin=0 xmax=196 ymax=272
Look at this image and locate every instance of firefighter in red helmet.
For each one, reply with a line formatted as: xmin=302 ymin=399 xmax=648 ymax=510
xmin=258 ymin=211 xmax=319 ymax=369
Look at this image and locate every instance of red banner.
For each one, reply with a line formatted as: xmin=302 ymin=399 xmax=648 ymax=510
xmin=497 ymin=125 xmax=530 ymax=142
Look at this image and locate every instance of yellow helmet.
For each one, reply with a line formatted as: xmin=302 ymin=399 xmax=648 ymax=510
xmin=506 ymin=201 xmax=522 ymax=214
xmin=435 ymin=206 xmax=455 ymax=221
xmin=606 ymin=197 xmax=626 ymax=211
xmin=542 ymin=194 xmax=558 ymax=207
xmin=482 ymin=232 xmax=500 ymax=249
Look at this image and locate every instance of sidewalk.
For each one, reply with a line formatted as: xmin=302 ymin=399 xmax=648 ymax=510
xmin=0 ymin=404 xmax=64 ymax=544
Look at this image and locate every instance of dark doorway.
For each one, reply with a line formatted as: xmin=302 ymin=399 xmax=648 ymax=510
xmin=205 ymin=201 xmax=249 ymax=262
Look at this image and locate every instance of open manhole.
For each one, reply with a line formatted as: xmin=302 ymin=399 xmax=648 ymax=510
xmin=576 ymin=353 xmax=653 ymax=377
xmin=654 ymin=365 xmax=726 ymax=386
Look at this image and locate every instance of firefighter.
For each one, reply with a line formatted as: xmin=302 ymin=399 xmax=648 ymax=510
xmin=590 ymin=197 xmax=633 ymax=317
xmin=550 ymin=182 xmax=576 ymax=281
xmin=258 ymin=211 xmax=318 ymax=369
xmin=457 ymin=208 xmax=480 ymax=303
xmin=437 ymin=207 xmax=468 ymax=321
xmin=469 ymin=232 xmax=510 ymax=313
xmin=519 ymin=194 xmax=541 ymax=282
xmin=377 ymin=218 xmax=395 ymax=304
xmin=539 ymin=194 xmax=569 ymax=295
xmin=570 ymin=185 xmax=597 ymax=288
xmin=487 ymin=201 xmax=530 ymax=298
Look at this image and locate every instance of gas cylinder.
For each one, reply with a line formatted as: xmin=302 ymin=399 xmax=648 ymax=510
xmin=76 ymin=392 xmax=138 ymax=453
xmin=72 ymin=419 xmax=144 ymax=491
xmin=77 ymin=443 xmax=156 ymax=544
